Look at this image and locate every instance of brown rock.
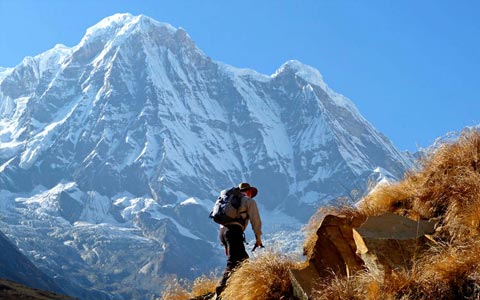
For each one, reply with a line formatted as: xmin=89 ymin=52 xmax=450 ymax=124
xmin=289 ymin=213 xmax=366 ymax=299
xmin=309 ymin=213 xmax=366 ymax=278
xmin=353 ymin=213 xmax=435 ymax=274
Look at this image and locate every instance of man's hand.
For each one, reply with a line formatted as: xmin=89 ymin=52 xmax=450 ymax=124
xmin=252 ymin=239 xmax=264 ymax=252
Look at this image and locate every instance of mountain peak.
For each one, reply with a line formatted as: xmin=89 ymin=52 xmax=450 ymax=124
xmin=272 ymin=60 xmax=359 ymax=110
xmin=80 ymin=13 xmax=178 ymax=46
xmin=272 ymin=60 xmax=325 ymax=85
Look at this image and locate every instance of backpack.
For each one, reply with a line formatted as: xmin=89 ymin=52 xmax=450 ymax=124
xmin=209 ymin=187 xmax=243 ymax=225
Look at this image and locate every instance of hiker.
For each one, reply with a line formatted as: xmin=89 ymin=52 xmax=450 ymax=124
xmin=215 ymin=182 xmax=263 ymax=298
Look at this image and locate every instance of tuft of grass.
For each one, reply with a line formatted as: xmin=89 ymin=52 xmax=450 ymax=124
xmin=411 ymin=239 xmax=480 ymax=299
xmin=159 ymin=273 xmax=219 ymax=300
xmin=357 ymin=179 xmax=418 ymax=218
xmin=159 ymin=277 xmax=190 ymax=300
xmin=190 ymin=274 xmax=219 ymax=298
xmin=221 ymin=251 xmax=297 ymax=300
xmin=312 ymin=272 xmax=361 ymax=300
xmin=312 ymin=267 xmax=420 ymax=300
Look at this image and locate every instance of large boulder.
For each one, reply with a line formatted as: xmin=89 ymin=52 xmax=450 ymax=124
xmin=309 ymin=214 xmax=366 ymax=277
xmin=290 ymin=213 xmax=366 ymax=299
xmin=290 ymin=212 xmax=436 ymax=299
xmin=352 ymin=213 xmax=436 ymax=274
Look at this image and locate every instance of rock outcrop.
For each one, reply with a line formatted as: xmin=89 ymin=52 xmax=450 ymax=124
xmin=290 ymin=212 xmax=436 ymax=299
xmin=291 ymin=213 xmax=365 ymax=299
xmin=309 ymin=214 xmax=366 ymax=277
xmin=353 ymin=213 xmax=435 ymax=274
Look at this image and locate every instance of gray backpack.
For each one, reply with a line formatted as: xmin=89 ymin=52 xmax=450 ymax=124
xmin=209 ymin=187 xmax=243 ymax=225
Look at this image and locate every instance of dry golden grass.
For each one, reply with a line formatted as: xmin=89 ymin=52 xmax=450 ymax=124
xmin=221 ymin=251 xmax=297 ymax=300
xmin=159 ymin=277 xmax=190 ymax=300
xmin=309 ymin=129 xmax=480 ymax=300
xmin=159 ymin=273 xmax=218 ymax=300
xmin=412 ymin=239 xmax=480 ymax=299
xmin=312 ymin=270 xmax=409 ymax=300
xmin=356 ymin=179 xmax=418 ymax=218
xmin=190 ymin=274 xmax=219 ymax=298
xmin=358 ymin=130 xmax=480 ymax=241
xmin=312 ymin=273 xmax=361 ymax=300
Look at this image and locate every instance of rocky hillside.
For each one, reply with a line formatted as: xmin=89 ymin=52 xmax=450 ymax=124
xmin=164 ymin=129 xmax=480 ymax=300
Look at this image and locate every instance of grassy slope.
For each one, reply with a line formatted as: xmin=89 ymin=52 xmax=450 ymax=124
xmin=313 ymin=129 xmax=480 ymax=300
xmin=161 ymin=129 xmax=480 ymax=300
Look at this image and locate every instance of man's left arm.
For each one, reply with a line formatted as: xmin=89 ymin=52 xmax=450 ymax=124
xmin=247 ymin=199 xmax=263 ymax=250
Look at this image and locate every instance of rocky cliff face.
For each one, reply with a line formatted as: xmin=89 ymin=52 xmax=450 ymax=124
xmin=0 ymin=13 xmax=412 ymax=300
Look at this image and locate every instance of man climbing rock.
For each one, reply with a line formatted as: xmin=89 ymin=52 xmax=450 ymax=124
xmin=214 ymin=182 xmax=263 ymax=299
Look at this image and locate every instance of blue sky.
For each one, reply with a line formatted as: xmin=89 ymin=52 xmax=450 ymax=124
xmin=1 ymin=0 xmax=479 ymax=151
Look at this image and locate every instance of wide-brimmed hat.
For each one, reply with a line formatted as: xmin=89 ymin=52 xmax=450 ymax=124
xmin=238 ymin=182 xmax=258 ymax=198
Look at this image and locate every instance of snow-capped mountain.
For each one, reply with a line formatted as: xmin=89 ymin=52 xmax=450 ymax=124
xmin=0 ymin=13 xmax=412 ymax=299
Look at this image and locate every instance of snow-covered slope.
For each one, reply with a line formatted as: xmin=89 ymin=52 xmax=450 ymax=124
xmin=0 ymin=13 xmax=413 ymax=300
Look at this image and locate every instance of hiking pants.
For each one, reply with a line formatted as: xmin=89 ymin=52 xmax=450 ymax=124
xmin=216 ymin=225 xmax=249 ymax=296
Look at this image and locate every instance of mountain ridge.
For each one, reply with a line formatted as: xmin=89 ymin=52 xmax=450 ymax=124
xmin=0 ymin=13 xmax=413 ymax=300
